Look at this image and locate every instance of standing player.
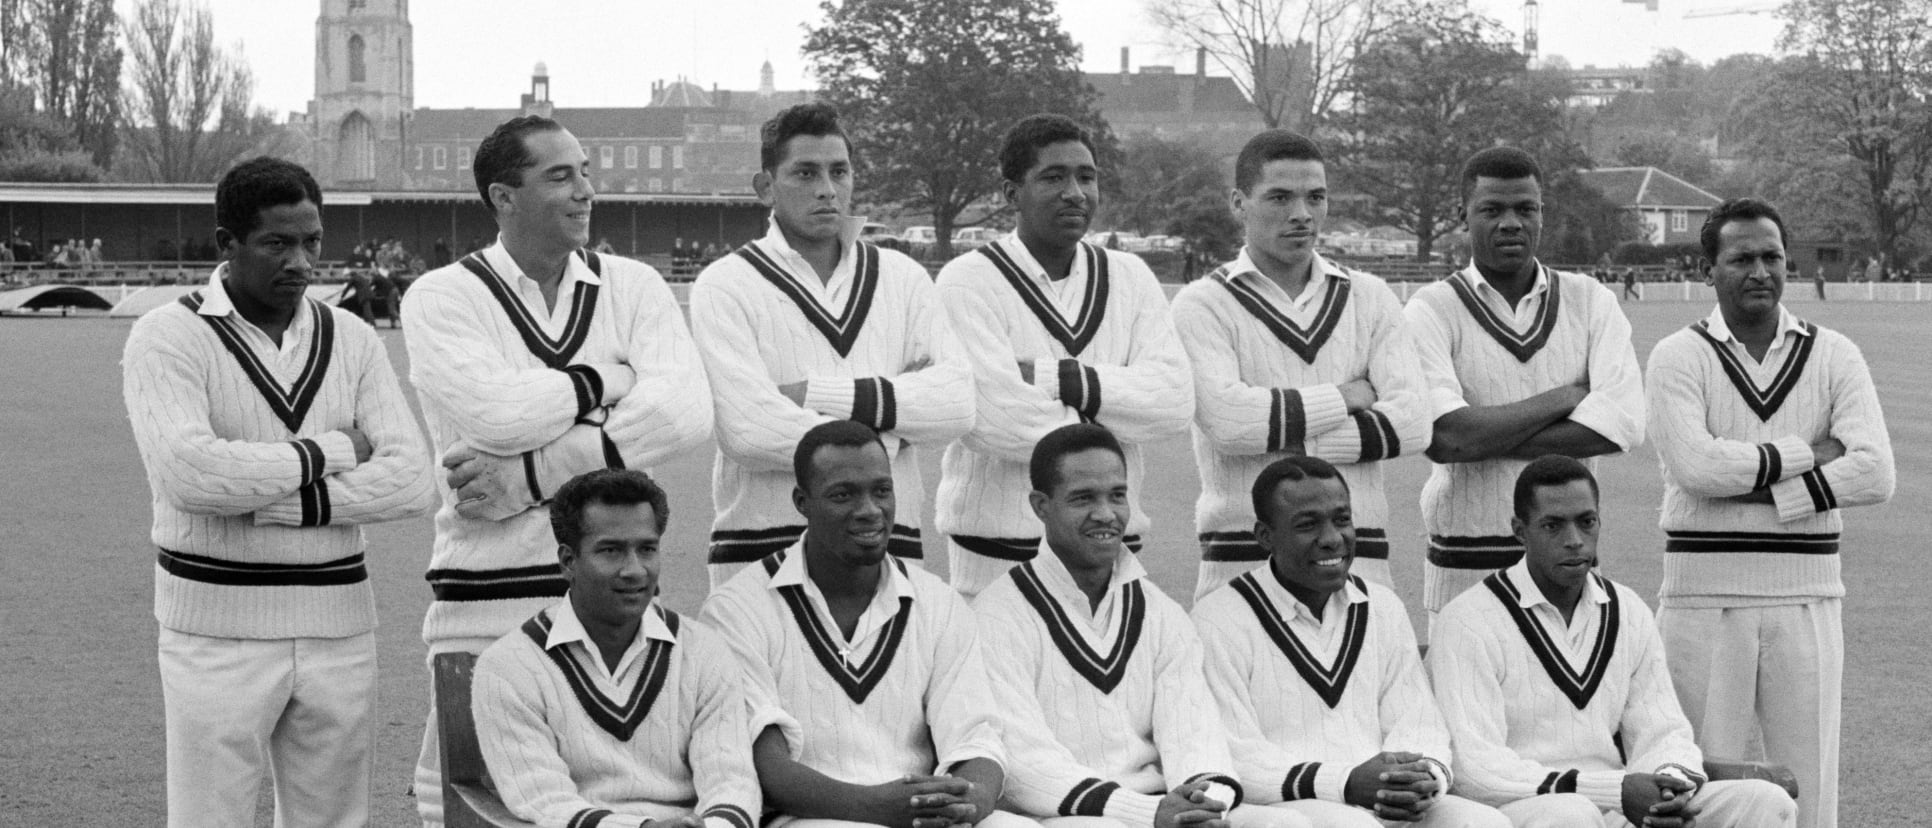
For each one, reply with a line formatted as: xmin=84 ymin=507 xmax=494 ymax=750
xmin=979 ymin=424 xmax=1307 ymax=828
xmin=123 ymin=157 xmax=435 ymax=827
xmin=1429 ymin=456 xmax=1796 ymax=827
xmin=1645 ymin=198 xmax=1893 ymax=828
xmin=935 ymin=114 xmax=1193 ymax=597
xmin=1192 ymin=457 xmax=1507 ymax=828
xmin=402 ymin=114 xmax=713 ymax=826
xmin=1404 ymin=147 xmax=1644 ymax=625
xmin=702 ymin=421 xmax=1033 ymax=828
xmin=1172 ymin=130 xmax=1426 ymax=600
xmin=692 ymin=102 xmax=971 ymax=588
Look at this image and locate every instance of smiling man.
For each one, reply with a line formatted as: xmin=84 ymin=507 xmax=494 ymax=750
xmin=934 ymin=113 xmax=1193 ymax=598
xmin=123 ymin=157 xmax=435 ymax=827
xmin=403 ymin=114 xmax=713 ymax=825
xmin=1192 ymin=457 xmax=1506 ymax=828
xmin=1643 ymin=198 xmax=1894 ymax=828
xmin=472 ymin=469 xmax=765 ymax=828
xmin=1402 ymin=147 xmax=1645 ymax=629
xmin=977 ymin=424 xmax=1309 ymax=828
xmin=692 ymin=102 xmax=971 ymax=589
xmin=1172 ymin=130 xmax=1428 ymax=601
xmin=702 ymin=421 xmax=1032 ymax=828
xmin=1428 ymin=456 xmax=1796 ymax=827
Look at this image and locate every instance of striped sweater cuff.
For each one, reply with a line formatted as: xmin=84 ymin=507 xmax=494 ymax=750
xmin=312 ymin=431 xmax=359 ymax=475
xmin=1059 ymin=778 xmax=1124 ymax=817
xmin=1759 ymin=435 xmax=1812 ymax=489
xmin=1052 ymin=359 xmax=1102 ymax=421
xmin=566 ymin=807 xmax=617 ymax=828
xmin=804 ymin=375 xmax=857 ymax=419
xmin=1185 ymin=772 xmax=1245 ymax=810
xmin=1771 ymin=467 xmax=1838 ymax=522
xmin=1281 ymin=761 xmax=1345 ymax=803
xmin=1574 ymin=769 xmax=1626 ymax=811
xmin=1352 ymin=409 xmax=1402 ymax=462
xmin=1266 ymin=389 xmax=1308 ymax=452
xmin=291 ymin=438 xmax=330 ymax=485
xmin=702 ymin=804 xmax=754 ymax=828
xmin=563 ymin=364 xmax=606 ymax=418
xmin=851 ymin=377 xmax=898 ymax=432
xmin=1101 ymin=788 xmax=1162 ymax=828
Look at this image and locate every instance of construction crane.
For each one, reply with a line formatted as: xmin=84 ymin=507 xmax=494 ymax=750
xmin=1682 ymin=1 xmax=1781 ymax=17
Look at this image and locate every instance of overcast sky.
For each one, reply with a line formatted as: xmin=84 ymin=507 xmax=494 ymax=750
xmin=158 ymin=0 xmax=1786 ymax=117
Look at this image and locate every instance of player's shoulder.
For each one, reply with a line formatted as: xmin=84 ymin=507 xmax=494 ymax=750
xmin=1188 ymin=576 xmax=1253 ymax=626
xmin=1647 ymin=322 xmax=1710 ymax=362
xmin=970 ymin=568 xmax=1026 ymax=612
xmin=934 ymin=244 xmax=997 ymax=286
xmin=130 ymin=292 xmax=202 ymax=336
xmin=1359 ymin=578 xmax=1408 ymax=616
xmin=1548 ymin=266 xmax=1619 ymax=305
xmin=1404 ymin=275 xmax=1461 ymax=309
xmin=475 ymin=614 xmax=547 ymax=677
xmin=1435 ymin=576 xmax=1506 ymax=627
xmin=1597 ymin=575 xmax=1654 ymax=622
xmin=1093 ymin=244 xmax=1162 ymax=288
xmin=408 ymin=258 xmax=482 ymax=295
xmin=584 ymin=250 xmax=669 ymax=287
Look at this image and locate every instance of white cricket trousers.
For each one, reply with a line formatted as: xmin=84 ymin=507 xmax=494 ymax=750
xmin=158 ymin=627 xmax=377 ymax=828
xmin=1659 ymin=600 xmax=1840 ymax=828
xmin=412 ymin=633 xmax=499 ymax=828
xmin=1268 ymin=794 xmax=1509 ymax=827
xmin=1495 ymin=778 xmax=1794 ymax=827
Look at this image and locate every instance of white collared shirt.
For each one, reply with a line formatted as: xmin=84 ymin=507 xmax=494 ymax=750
xmin=475 ymin=236 xmax=604 ymax=331
xmin=197 ymin=263 xmax=318 ymax=362
xmin=1458 ymin=262 xmax=1553 ymax=322
xmin=1224 ymin=248 xmax=1346 ymax=314
xmin=753 ymin=215 xmax=868 ymax=302
xmin=765 ymin=541 xmax=916 ymax=664
xmin=1277 ymin=573 xmax=1372 ymax=660
xmin=543 ymin=594 xmax=679 ymax=688
xmin=996 ymin=231 xmax=1097 ymax=320
xmin=1496 ymin=559 xmax=1612 ymax=650
xmin=1026 ymin=542 xmax=1149 ymax=636
xmin=1697 ymin=304 xmax=1811 ymax=364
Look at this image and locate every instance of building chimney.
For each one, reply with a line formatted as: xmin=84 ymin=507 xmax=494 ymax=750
xmin=1196 ymin=47 xmax=1207 ymax=81
xmin=1121 ymin=47 xmax=1130 ymax=85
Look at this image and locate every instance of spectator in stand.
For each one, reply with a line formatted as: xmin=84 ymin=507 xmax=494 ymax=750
xmin=593 ymin=236 xmax=615 ymax=255
xmin=432 ymin=237 xmax=452 ymax=269
xmin=1863 ymin=255 xmax=1882 ymax=284
xmin=701 ymin=240 xmax=721 ymax=266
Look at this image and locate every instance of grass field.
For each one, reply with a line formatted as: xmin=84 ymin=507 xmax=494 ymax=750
xmin=1 ymin=297 xmax=1924 ymax=826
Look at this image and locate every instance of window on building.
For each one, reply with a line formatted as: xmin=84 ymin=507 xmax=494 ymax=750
xmin=672 ymin=146 xmax=684 ymax=169
xmin=413 ymin=146 xmax=423 ymax=169
xmin=625 ymin=146 xmax=638 ymax=169
xmin=433 ymin=146 xmax=446 ymax=169
xmin=649 ymin=146 xmax=663 ymax=169
xmin=600 ymin=145 xmax=614 ymax=169
xmin=649 ymin=178 xmax=663 ymax=192
xmin=348 ymin=35 xmax=366 ymax=83
xmin=457 ymin=147 xmax=471 ymax=170
xmin=672 ymin=178 xmax=684 ymax=192
xmin=349 ymin=0 xmax=365 ymax=9
xmin=1671 ymin=210 xmax=1688 ymax=232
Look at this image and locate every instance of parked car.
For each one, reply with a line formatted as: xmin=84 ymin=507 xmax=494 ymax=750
xmin=953 ymin=227 xmax=1002 ymax=249
xmin=901 ymin=226 xmax=937 ymax=247
xmin=858 ymin=222 xmax=898 ymax=243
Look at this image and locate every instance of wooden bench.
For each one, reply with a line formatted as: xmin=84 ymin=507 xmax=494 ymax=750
xmin=433 ymin=650 xmax=1796 ymax=827
xmin=435 ymin=652 xmax=538 ymax=828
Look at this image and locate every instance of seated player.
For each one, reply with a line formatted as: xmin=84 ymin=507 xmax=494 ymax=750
xmin=473 ymin=470 xmax=764 ymax=828
xmin=703 ymin=421 xmax=1036 ymax=828
xmin=978 ymin=424 xmax=1310 ymax=828
xmin=1427 ymin=456 xmax=1796 ymax=827
xmin=1194 ymin=457 xmax=1507 ymax=828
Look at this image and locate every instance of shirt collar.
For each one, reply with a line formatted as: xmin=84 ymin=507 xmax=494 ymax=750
xmin=1031 ymin=540 xmax=1147 ymax=601
xmin=1257 ymin=563 xmax=1368 ymax=623
xmin=1225 ymin=248 xmax=1348 ymax=304
xmin=1457 ymin=261 xmax=1550 ymax=304
xmin=997 ymin=232 xmax=1093 ymax=284
xmin=1502 ymin=559 xmax=1609 ymax=610
xmin=767 ymin=538 xmax=916 ymax=607
xmin=481 ymin=236 xmax=603 ymax=288
xmin=761 ymin=214 xmax=867 ymax=253
xmin=198 ymin=262 xmax=315 ymax=332
xmin=1701 ymin=304 xmax=1808 ymax=345
xmin=542 ymin=594 xmax=677 ymax=653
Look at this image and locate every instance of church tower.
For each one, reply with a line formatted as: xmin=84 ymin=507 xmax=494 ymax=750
xmin=310 ymin=0 xmax=413 ymax=188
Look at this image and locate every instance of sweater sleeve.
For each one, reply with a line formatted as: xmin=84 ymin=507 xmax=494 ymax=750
xmin=1612 ymin=597 xmax=1706 ymax=782
xmin=1768 ymin=335 xmax=1896 ymax=521
xmin=1193 ymin=605 xmax=1332 ymax=805
xmin=1402 ymin=291 xmax=1470 ymax=421
xmin=1426 ymin=604 xmax=1623 ymax=810
xmin=1645 ymin=335 xmax=1814 ymax=497
xmin=1370 ymin=592 xmax=1453 ymax=775
xmin=473 ymin=645 xmax=652 ymax=828
xmin=1173 ymin=286 xmax=1346 ymax=456
xmin=937 ymin=266 xmax=1079 ymax=463
xmin=1306 ymin=284 xmax=1431 ymax=464
xmin=978 ymin=593 xmax=1164 ymax=827
xmin=123 ymin=311 xmax=358 ymax=518
xmin=253 ymin=324 xmax=436 ymax=527
xmin=401 ymin=278 xmax=633 ymax=456
xmin=1148 ymin=605 xmax=1244 ymax=807
xmin=1565 ymin=283 xmax=1645 ymax=452
xmin=691 ymin=263 xmax=835 ymax=472
xmin=926 ymin=590 xmax=1007 ymax=772
xmin=598 ymin=266 xmax=714 ymax=470
xmin=699 ymin=586 xmax=806 ymax=757
xmin=686 ymin=625 xmax=765 ymax=828
xmin=1035 ymin=260 xmax=1193 ymax=442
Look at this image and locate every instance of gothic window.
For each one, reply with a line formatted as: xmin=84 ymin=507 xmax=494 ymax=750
xmin=649 ymin=146 xmax=663 ymax=169
xmin=624 ymin=146 xmax=638 ymax=169
xmin=672 ymin=146 xmax=684 ymax=169
xmin=337 ymin=112 xmax=375 ymax=182
xmin=433 ymin=146 xmax=446 ymax=169
xmin=600 ymin=146 xmax=613 ymax=169
xmin=349 ymin=35 xmax=367 ymax=83
xmin=458 ymin=147 xmax=471 ymax=170
xmin=349 ymin=0 xmax=366 ymax=9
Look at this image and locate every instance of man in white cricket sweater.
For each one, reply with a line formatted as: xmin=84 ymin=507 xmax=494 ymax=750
xmin=1173 ymin=130 xmax=1427 ymax=601
xmin=1404 ymin=147 xmax=1644 ymax=626
xmin=1193 ymin=457 xmax=1507 ymax=828
xmin=1428 ymin=456 xmax=1795 ymax=827
xmin=1645 ymin=199 xmax=1894 ymax=828
xmin=935 ymin=114 xmax=1193 ymax=597
xmin=123 ymin=157 xmax=435 ymax=827
xmin=474 ymin=469 xmax=765 ymax=828
xmin=692 ymin=102 xmax=972 ymax=589
xmin=404 ymin=114 xmax=713 ymax=825
xmin=703 ymin=421 xmax=1035 ymax=828
xmin=978 ymin=424 xmax=1307 ymax=828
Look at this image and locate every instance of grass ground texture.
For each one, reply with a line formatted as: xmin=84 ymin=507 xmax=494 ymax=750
xmin=1 ymin=297 xmax=1924 ymax=825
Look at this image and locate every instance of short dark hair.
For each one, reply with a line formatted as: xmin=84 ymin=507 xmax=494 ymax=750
xmin=1460 ymin=146 xmax=1543 ymax=204
xmin=1699 ymin=197 xmax=1789 ymax=263
xmin=216 ymin=157 xmax=322 ymax=242
xmin=1234 ymin=130 xmax=1324 ymax=193
xmin=760 ymin=102 xmax=852 ymax=173
xmin=793 ymin=420 xmax=886 ymax=492
xmin=1029 ymin=423 xmax=1126 ymax=494
xmin=999 ymin=114 xmax=1095 ymax=183
xmin=1512 ymin=455 xmax=1599 ymax=521
xmin=1251 ymin=455 xmax=1350 ymax=526
xmin=549 ymin=469 xmax=670 ymax=551
xmin=474 ymin=114 xmax=564 ymax=214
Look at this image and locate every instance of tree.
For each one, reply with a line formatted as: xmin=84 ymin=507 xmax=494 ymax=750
xmin=0 ymin=0 xmax=122 ymax=168
xmin=1330 ymin=2 xmax=1578 ymax=261
xmin=1611 ymin=133 xmax=1715 ymax=185
xmin=1148 ymin=0 xmax=1384 ymax=129
xmin=1768 ymin=0 xmax=1932 ymax=267
xmin=803 ymin=0 xmax=1112 ymax=259
xmin=1109 ymin=135 xmax=1242 ymax=260
xmin=119 ymin=0 xmax=281 ymax=183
